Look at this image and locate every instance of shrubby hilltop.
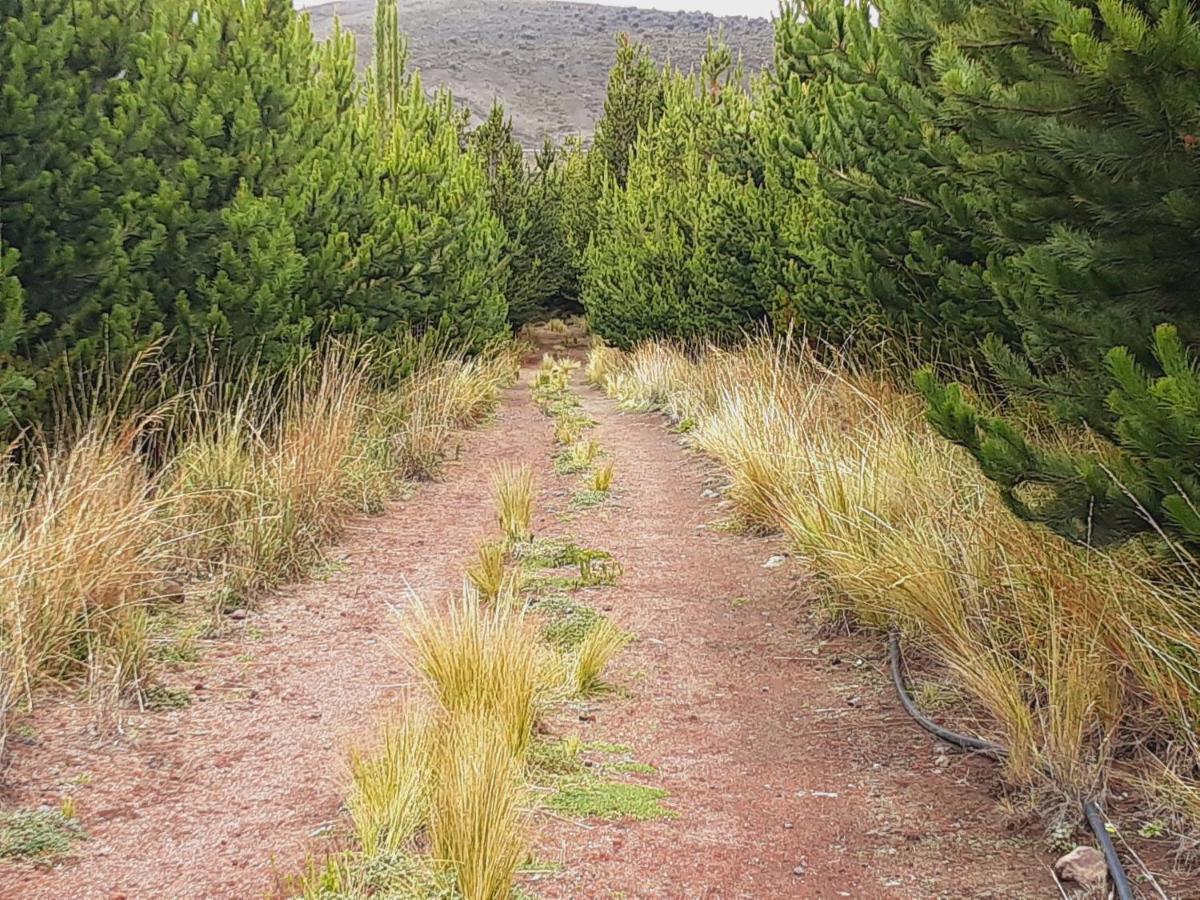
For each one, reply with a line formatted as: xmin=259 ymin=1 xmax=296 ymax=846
xmin=303 ymin=0 xmax=775 ymax=146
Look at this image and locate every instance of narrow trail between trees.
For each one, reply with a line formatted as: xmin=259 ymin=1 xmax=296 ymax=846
xmin=1 ymin=345 xmax=1055 ymax=899
xmin=528 ymin=363 xmax=1051 ymax=899
xmin=0 ymin=378 xmax=556 ymax=900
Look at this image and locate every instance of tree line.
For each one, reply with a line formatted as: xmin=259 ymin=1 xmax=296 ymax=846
xmin=2 ymin=0 xmax=516 ymax=430
xmin=576 ymin=1 xmax=1200 ymax=554
xmin=6 ymin=0 xmax=1200 ymax=553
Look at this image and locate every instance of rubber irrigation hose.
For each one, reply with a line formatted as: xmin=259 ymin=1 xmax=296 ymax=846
xmin=886 ymin=631 xmax=1135 ymax=900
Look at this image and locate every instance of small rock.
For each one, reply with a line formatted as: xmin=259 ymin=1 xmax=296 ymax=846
xmin=227 ymin=608 xmax=248 ymax=620
xmin=1054 ymin=846 xmax=1108 ymax=889
xmin=846 ymin=696 xmax=861 ymax=708
xmin=792 ymin=865 xmax=806 ymax=877
xmin=934 ymin=754 xmax=949 ymax=768
xmin=784 ymin=822 xmax=794 ymax=829
xmin=763 ymin=555 xmax=787 ymax=569
xmin=159 ymin=579 xmax=187 ymax=603
xmin=700 ymin=488 xmax=720 ymax=499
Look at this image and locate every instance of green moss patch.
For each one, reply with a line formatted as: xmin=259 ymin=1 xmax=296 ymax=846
xmin=0 ymin=809 xmax=84 ymax=861
xmin=569 ymin=490 xmax=608 ymax=510
xmin=535 ymin=595 xmax=604 ymax=650
xmin=515 ymin=540 xmax=621 ymax=588
xmin=532 ymin=738 xmax=672 ymax=822
xmin=547 ymin=780 xmax=673 ymax=821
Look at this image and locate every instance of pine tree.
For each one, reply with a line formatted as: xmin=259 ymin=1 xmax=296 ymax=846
xmin=0 ymin=0 xmax=147 ymax=381
xmin=584 ymin=41 xmax=767 ymax=346
xmin=470 ymin=107 xmax=580 ymax=326
xmin=0 ymin=245 xmax=38 ymax=429
xmin=759 ymin=0 xmax=1004 ymax=357
xmin=592 ymin=34 xmax=666 ymax=187
xmin=0 ymin=0 xmax=510 ymax=428
xmin=916 ymin=0 xmax=1200 ymax=547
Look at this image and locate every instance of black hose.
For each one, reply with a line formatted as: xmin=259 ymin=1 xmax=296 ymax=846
xmin=887 ymin=632 xmax=1135 ymax=900
xmin=1083 ymin=796 xmax=1136 ymax=900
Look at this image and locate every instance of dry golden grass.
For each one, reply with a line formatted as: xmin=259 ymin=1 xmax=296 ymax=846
xmin=584 ymin=344 xmax=622 ymax=387
xmin=492 ymin=462 xmax=534 ymax=545
xmin=166 ymin=349 xmax=366 ymax=598
xmin=346 ymin=704 xmax=434 ymax=857
xmin=428 ymin=711 xmax=528 ymax=900
xmin=466 ymin=539 xmax=508 ymax=601
xmin=591 ymin=338 xmax=1200 ymax=821
xmin=407 ymin=588 xmax=552 ymax=758
xmin=569 ymin=618 xmax=630 ymax=695
xmin=588 ymin=459 xmax=615 ymax=494
xmin=0 ymin=424 xmax=174 ymax=703
xmin=553 ymin=415 xmax=587 ymax=446
xmin=0 ymin=338 xmax=518 ymax=711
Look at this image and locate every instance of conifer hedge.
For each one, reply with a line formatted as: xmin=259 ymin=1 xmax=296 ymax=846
xmin=583 ymin=39 xmax=768 ymax=347
xmin=0 ymin=0 xmax=507 ymax=429
xmin=581 ymin=3 xmax=1200 ymax=550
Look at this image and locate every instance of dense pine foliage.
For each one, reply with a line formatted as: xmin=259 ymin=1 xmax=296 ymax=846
xmin=584 ymin=40 xmax=767 ymax=345
xmin=6 ymin=0 xmax=1200 ymax=549
xmin=580 ymin=1 xmax=1200 ymax=552
xmin=1 ymin=0 xmax=507 ymax=429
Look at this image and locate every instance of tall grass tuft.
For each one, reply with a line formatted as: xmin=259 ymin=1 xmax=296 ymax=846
xmin=570 ymin=618 xmax=630 ymax=695
xmin=0 ymin=422 xmax=174 ymax=703
xmin=428 ymin=711 xmax=528 ymax=900
xmin=346 ymin=704 xmax=434 ymax=857
xmin=492 ymin=462 xmax=534 ymax=545
xmin=407 ymin=588 xmax=551 ymax=758
xmin=588 ymin=459 xmax=614 ymax=494
xmin=466 ymin=539 xmax=509 ymax=602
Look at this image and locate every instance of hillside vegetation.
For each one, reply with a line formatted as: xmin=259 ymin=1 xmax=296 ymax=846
xmin=304 ymin=0 xmax=774 ymax=146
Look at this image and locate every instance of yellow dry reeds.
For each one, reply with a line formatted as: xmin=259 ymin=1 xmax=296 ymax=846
xmin=346 ymin=704 xmax=434 ymax=857
xmin=588 ymin=459 xmax=615 ymax=494
xmin=591 ymin=338 xmax=1200 ymax=820
xmin=569 ymin=618 xmax=630 ymax=696
xmin=428 ymin=711 xmax=528 ymax=900
xmin=0 ymin=338 xmax=518 ymax=710
xmin=466 ymin=539 xmax=509 ymax=601
xmin=0 ymin=424 xmax=174 ymax=702
xmin=492 ymin=462 xmax=534 ymax=545
xmin=407 ymin=588 xmax=552 ymax=758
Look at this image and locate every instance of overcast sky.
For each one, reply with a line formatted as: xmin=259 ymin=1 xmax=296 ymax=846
xmin=295 ymin=0 xmax=780 ymax=17
xmin=569 ymin=0 xmax=778 ymax=16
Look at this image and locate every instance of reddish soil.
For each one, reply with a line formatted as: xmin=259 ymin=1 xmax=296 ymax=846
xmin=1 ymin=335 xmax=1181 ymax=898
xmin=0 ymin=378 xmax=558 ymax=899
xmin=525 ymin=367 xmax=1056 ymax=899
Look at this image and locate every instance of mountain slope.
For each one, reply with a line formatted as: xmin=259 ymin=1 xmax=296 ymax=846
xmin=303 ymin=0 xmax=774 ymax=146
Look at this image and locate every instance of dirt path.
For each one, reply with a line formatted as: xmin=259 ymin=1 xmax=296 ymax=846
xmin=0 ymin=377 xmax=558 ymax=900
xmin=528 ymin=371 xmax=1053 ymax=898
xmin=0 ymin=352 xmax=1056 ymax=898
